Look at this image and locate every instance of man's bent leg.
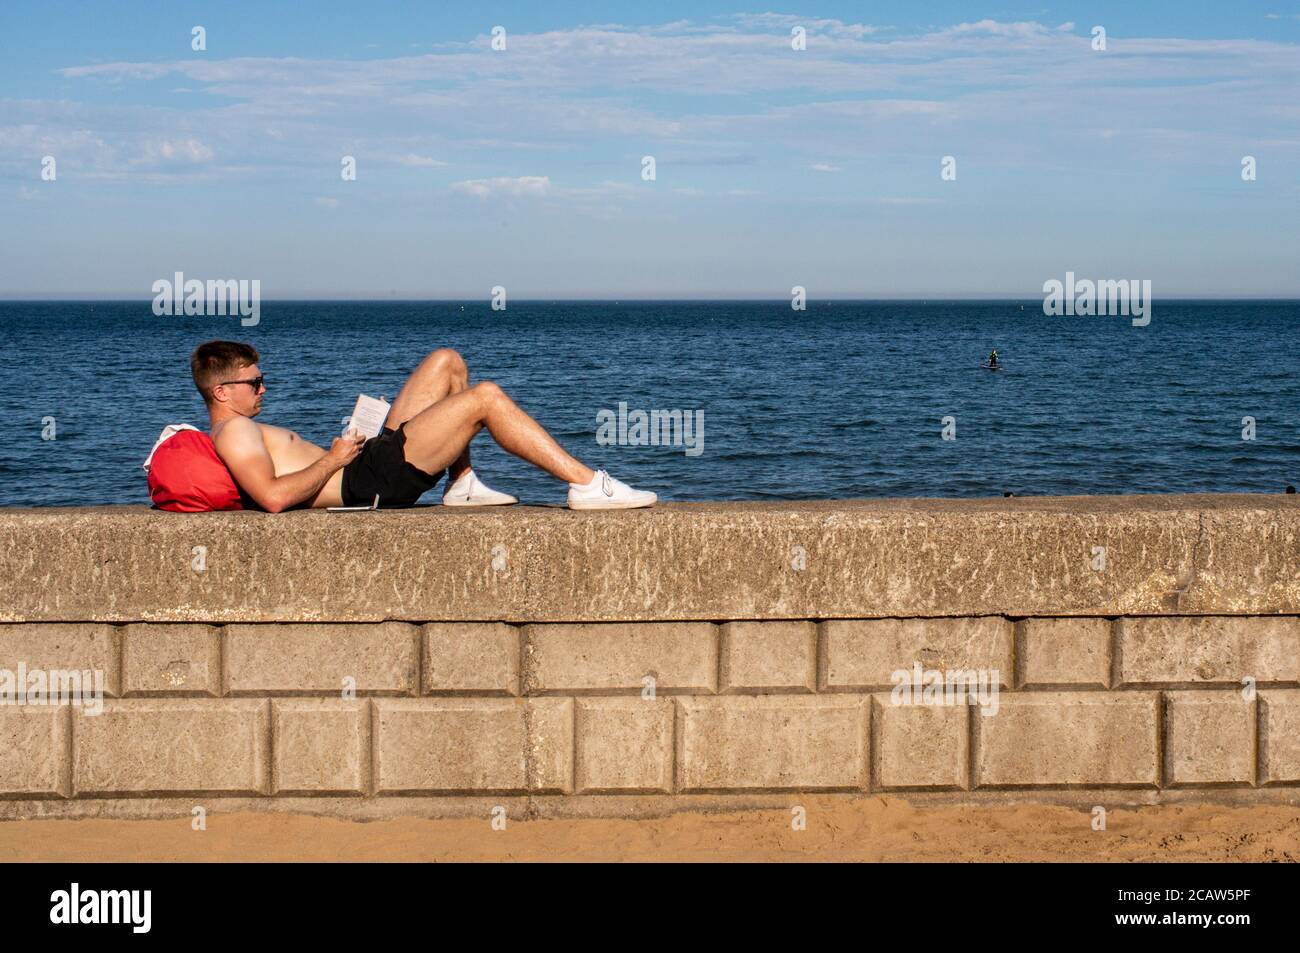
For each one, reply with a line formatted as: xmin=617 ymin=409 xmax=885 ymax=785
xmin=387 ymin=348 xmax=473 ymax=480
xmin=398 ymin=381 xmax=595 ymax=485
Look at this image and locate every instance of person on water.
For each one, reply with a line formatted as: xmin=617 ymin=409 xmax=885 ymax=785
xmin=987 ymin=349 xmax=999 ymax=367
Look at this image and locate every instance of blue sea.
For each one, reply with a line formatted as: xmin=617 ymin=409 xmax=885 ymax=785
xmin=0 ymin=300 xmax=1296 ymax=508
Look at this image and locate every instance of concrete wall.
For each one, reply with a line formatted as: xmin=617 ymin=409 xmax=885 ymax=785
xmin=1 ymin=496 xmax=1297 ymax=819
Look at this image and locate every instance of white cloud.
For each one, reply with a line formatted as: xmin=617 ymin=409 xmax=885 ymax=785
xmin=810 ymin=162 xmax=842 ymax=172
xmin=450 ymin=175 xmax=552 ymax=197
xmin=136 ymin=138 xmax=213 ymax=164
xmin=393 ymin=153 xmax=447 ymax=167
xmin=733 ymin=13 xmax=878 ymax=38
xmin=22 ymin=16 xmax=1298 ymax=189
xmin=945 ymin=20 xmax=1053 ymax=38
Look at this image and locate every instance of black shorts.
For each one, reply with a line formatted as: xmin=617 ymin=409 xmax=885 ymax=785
xmin=340 ymin=424 xmax=445 ymax=507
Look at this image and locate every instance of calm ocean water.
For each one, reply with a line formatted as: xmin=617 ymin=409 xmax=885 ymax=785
xmin=0 ymin=300 xmax=1296 ymax=508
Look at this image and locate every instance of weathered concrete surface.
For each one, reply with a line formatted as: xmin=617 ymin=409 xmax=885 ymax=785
xmin=1163 ymin=692 xmax=1255 ymax=787
xmin=720 ymin=621 xmax=818 ymax=692
xmin=73 ymin=699 xmax=269 ymax=796
xmin=574 ymin=697 xmax=675 ymax=793
xmin=821 ymin=617 xmax=1013 ymax=691
xmin=974 ymin=692 xmax=1160 ymax=788
xmin=675 ymin=695 xmax=870 ymax=791
xmin=1016 ymin=618 xmax=1112 ymax=689
xmin=1 ymin=495 xmax=1297 ymax=622
xmin=1116 ymin=616 xmax=1300 ymax=686
xmin=372 ymin=698 xmax=573 ymax=794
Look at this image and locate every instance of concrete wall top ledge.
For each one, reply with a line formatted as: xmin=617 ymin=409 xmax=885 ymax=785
xmin=1 ymin=494 xmax=1296 ymax=622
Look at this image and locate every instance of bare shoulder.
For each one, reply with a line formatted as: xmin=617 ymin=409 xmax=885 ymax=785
xmin=212 ymin=416 xmax=267 ymax=458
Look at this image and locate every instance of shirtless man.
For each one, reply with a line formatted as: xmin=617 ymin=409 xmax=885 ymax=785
xmin=191 ymin=340 xmax=656 ymax=511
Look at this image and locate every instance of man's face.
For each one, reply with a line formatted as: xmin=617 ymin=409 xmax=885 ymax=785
xmin=215 ymin=363 xmax=265 ymax=417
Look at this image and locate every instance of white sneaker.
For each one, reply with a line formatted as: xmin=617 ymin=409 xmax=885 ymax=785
xmin=567 ymin=470 xmax=657 ymax=510
xmin=442 ymin=469 xmax=518 ymax=507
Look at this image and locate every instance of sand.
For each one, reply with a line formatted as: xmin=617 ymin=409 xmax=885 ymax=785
xmin=3 ymin=797 xmax=1298 ymax=862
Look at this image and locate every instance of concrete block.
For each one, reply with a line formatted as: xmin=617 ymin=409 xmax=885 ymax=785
xmin=676 ymin=696 xmax=869 ymax=791
xmin=1017 ymin=618 xmax=1111 ymax=688
xmin=224 ymin=623 xmax=418 ymax=695
xmin=575 ymin=697 xmax=674 ymax=793
xmin=1117 ymin=617 xmax=1300 ymax=687
xmin=872 ymin=695 xmax=969 ymax=790
xmin=0 ymin=623 xmax=119 ymax=697
xmin=524 ymin=623 xmax=716 ymax=694
xmin=1260 ymin=689 xmax=1300 ymax=785
xmin=73 ymin=699 xmax=269 ymax=795
xmin=122 ymin=623 xmax=221 ymax=696
xmin=975 ymin=692 xmax=1158 ymax=787
xmin=0 ymin=706 xmax=70 ymax=796
xmin=421 ymin=623 xmax=519 ymax=695
xmin=720 ymin=621 xmax=816 ymax=692
xmin=822 ymin=617 xmax=1012 ymax=691
xmin=1164 ymin=691 xmax=1255 ymax=786
xmin=373 ymin=698 xmax=572 ymax=794
xmin=272 ymin=700 xmax=368 ymax=795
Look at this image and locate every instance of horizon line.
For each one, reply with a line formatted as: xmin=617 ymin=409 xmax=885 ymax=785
xmin=3 ymin=295 xmax=1299 ymax=303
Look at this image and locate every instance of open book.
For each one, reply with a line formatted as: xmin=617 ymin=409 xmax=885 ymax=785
xmin=345 ymin=394 xmax=390 ymax=440
xmin=327 ymin=394 xmax=390 ymax=512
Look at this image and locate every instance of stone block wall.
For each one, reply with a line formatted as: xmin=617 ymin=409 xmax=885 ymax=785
xmin=0 ymin=496 xmax=1296 ymax=817
xmin=1 ymin=617 xmax=1297 ymax=806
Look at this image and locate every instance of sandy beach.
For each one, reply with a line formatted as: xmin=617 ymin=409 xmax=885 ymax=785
xmin=4 ymin=798 xmax=1297 ymax=863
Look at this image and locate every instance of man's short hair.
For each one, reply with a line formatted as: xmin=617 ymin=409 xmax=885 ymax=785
xmin=191 ymin=340 xmax=260 ymax=405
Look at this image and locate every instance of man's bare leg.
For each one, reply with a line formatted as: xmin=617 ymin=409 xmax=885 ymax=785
xmin=397 ymin=381 xmax=595 ymax=485
xmin=383 ymin=347 xmax=655 ymax=508
xmin=387 ymin=348 xmax=473 ymax=481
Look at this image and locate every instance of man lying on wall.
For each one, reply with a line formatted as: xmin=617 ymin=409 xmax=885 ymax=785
xmin=176 ymin=340 xmax=657 ymax=512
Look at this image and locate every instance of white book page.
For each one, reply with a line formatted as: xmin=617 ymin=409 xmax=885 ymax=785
xmin=346 ymin=394 xmax=390 ymax=440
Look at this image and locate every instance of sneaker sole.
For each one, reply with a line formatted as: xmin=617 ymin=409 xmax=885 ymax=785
xmin=442 ymin=498 xmax=518 ymax=507
xmin=567 ymin=498 xmax=657 ymax=510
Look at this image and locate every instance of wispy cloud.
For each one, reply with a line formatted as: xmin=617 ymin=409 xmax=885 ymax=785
xmin=732 ymin=13 xmax=878 ymax=38
xmin=392 ymin=153 xmax=447 ymax=167
xmin=135 ymin=137 xmax=214 ymax=165
xmin=450 ymin=175 xmax=552 ymax=197
xmin=36 ymin=14 xmax=1298 ymax=188
xmin=4 ymin=13 xmax=1298 ymax=296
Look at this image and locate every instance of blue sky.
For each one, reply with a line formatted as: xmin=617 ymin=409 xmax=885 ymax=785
xmin=2 ymin=1 xmax=1298 ymax=297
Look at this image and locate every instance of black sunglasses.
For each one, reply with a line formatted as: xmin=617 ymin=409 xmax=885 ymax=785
xmin=220 ymin=375 xmax=265 ymax=390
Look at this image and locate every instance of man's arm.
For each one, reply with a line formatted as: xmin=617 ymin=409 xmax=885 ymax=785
xmin=214 ymin=417 xmax=362 ymax=513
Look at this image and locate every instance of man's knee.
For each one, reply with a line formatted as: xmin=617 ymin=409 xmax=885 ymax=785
xmin=471 ymin=380 xmax=505 ymax=408
xmin=426 ymin=347 xmax=467 ymax=377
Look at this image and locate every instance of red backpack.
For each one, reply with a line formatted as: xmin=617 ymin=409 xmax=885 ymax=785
xmin=143 ymin=425 xmax=245 ymax=512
